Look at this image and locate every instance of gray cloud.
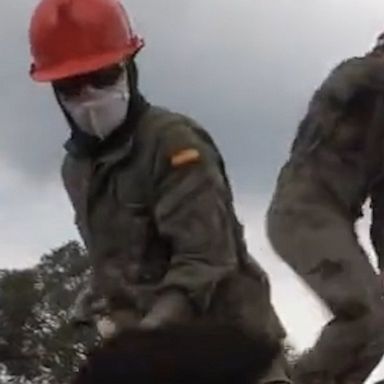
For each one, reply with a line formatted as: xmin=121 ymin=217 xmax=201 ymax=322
xmin=2 ymin=0 xmax=384 ymax=191
xmin=0 ymin=0 xmax=68 ymax=183
xmin=1 ymin=0 xmax=384 ymax=267
xmin=1 ymin=0 xmax=384 ymax=265
xmin=125 ymin=0 xmax=384 ymax=194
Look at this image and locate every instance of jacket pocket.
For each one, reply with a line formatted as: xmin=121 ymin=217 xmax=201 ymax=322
xmin=113 ymin=177 xmax=151 ymax=260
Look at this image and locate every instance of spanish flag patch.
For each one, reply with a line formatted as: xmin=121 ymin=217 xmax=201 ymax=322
xmin=171 ymin=148 xmax=201 ymax=167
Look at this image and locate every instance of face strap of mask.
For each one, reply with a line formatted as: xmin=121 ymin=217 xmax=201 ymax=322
xmin=53 ymin=62 xmax=126 ymax=99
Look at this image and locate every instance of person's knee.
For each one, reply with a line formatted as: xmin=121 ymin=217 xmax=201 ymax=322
xmin=366 ymin=305 xmax=384 ymax=340
xmin=332 ymin=297 xmax=370 ymax=320
xmin=334 ymin=293 xmax=384 ymax=320
xmin=329 ymin=284 xmax=384 ymax=322
xmin=334 ymin=301 xmax=384 ymax=344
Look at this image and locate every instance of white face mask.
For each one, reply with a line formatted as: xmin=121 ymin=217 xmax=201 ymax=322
xmin=59 ymin=69 xmax=130 ymax=140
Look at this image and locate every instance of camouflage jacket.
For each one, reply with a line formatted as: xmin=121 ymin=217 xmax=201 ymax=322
xmin=63 ymin=105 xmax=284 ymax=340
xmin=269 ymin=54 xmax=384 ymax=269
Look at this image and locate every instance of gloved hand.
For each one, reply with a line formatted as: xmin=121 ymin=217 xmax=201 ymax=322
xmin=140 ymin=290 xmax=194 ymax=330
xmin=69 ymin=285 xmax=108 ymax=328
xmin=96 ymin=316 xmax=118 ymax=339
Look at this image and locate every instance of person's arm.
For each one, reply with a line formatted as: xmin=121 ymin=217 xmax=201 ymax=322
xmin=141 ymin=122 xmax=238 ymax=328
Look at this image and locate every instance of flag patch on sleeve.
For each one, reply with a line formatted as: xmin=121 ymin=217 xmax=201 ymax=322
xmin=170 ymin=148 xmax=201 ymax=167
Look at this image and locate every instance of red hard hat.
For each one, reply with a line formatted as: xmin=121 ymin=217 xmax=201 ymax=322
xmin=29 ymin=0 xmax=144 ymax=82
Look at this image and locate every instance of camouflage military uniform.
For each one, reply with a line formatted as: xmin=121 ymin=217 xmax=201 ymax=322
xmin=63 ymin=98 xmax=290 ymax=382
xmin=267 ymin=54 xmax=384 ymax=384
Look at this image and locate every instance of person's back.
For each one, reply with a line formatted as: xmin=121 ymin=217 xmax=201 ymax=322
xmin=267 ymin=37 xmax=384 ymax=384
xmin=273 ymin=54 xmax=384 ymax=220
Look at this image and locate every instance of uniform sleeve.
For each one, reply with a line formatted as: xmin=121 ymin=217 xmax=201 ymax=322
xmin=370 ymin=178 xmax=384 ymax=272
xmin=151 ymin=122 xmax=238 ymax=312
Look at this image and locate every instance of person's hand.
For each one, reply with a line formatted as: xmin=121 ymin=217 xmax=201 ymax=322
xmin=96 ymin=316 xmax=118 ymax=339
xmin=140 ymin=290 xmax=193 ymax=330
xmin=69 ymin=287 xmax=108 ymax=328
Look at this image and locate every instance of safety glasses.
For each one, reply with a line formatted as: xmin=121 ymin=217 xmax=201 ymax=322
xmin=54 ymin=63 xmax=125 ymax=98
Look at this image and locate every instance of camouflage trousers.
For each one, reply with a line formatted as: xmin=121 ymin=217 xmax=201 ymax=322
xmin=267 ymin=205 xmax=384 ymax=384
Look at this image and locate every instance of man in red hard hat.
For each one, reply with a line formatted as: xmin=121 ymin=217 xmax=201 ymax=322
xmin=29 ymin=0 xmax=291 ymax=383
xmin=267 ymin=34 xmax=384 ymax=384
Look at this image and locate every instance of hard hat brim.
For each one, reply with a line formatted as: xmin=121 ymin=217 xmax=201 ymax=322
xmin=30 ymin=42 xmax=143 ymax=82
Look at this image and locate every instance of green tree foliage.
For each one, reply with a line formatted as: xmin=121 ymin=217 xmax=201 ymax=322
xmin=0 ymin=241 xmax=98 ymax=384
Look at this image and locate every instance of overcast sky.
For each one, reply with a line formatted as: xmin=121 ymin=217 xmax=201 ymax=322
xmin=1 ymin=0 xmax=384 ymax=381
